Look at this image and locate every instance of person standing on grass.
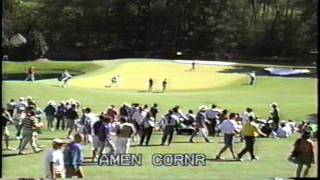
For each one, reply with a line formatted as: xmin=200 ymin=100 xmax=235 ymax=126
xmin=148 ymin=78 xmax=154 ymax=92
xmin=205 ymin=104 xmax=222 ymax=136
xmin=25 ymin=66 xmax=35 ymax=82
xmin=45 ymin=139 xmax=65 ymax=179
xmin=189 ymin=106 xmax=211 ymax=143
xmin=269 ymin=103 xmax=280 ymax=130
xmin=132 ymin=106 xmax=146 ymax=143
xmin=215 ymin=113 xmax=240 ymax=160
xmin=116 ymin=117 xmax=136 ymax=154
xmin=2 ymin=108 xmax=16 ymax=150
xmin=91 ymin=113 xmax=104 ymax=162
xmin=140 ymin=113 xmax=155 ymax=146
xmin=64 ymin=133 xmax=84 ymax=178
xmin=44 ymin=101 xmax=57 ymax=132
xmin=160 ymin=110 xmax=177 ymax=146
xmin=56 ymin=101 xmax=67 ymax=130
xmin=150 ymin=103 xmax=159 ymax=121
xmin=66 ymin=104 xmax=79 ymax=139
xmin=60 ymin=70 xmax=72 ymax=88
xmin=162 ymin=79 xmax=167 ymax=93
xmin=289 ymin=131 xmax=315 ymax=178
xmin=237 ymin=116 xmax=266 ymax=161
xmin=106 ymin=105 xmax=118 ymax=120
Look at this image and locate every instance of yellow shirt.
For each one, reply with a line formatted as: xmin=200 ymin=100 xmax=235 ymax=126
xmin=241 ymin=122 xmax=262 ymax=137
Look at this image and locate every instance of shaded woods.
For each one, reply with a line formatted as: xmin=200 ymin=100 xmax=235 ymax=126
xmin=3 ymin=0 xmax=317 ymax=61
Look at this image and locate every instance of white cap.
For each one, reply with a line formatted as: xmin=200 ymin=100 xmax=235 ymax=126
xmin=122 ymin=102 xmax=130 ymax=107
xmin=19 ymin=97 xmax=25 ymax=101
xmin=27 ymin=96 xmax=32 ymax=100
xmin=52 ymin=138 xmax=64 ymax=144
xmin=198 ymin=105 xmax=208 ymax=111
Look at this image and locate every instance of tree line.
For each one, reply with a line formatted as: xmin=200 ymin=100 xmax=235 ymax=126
xmin=3 ymin=0 xmax=317 ymax=61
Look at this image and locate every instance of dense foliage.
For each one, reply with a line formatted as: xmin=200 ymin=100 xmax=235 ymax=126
xmin=3 ymin=0 xmax=317 ymax=61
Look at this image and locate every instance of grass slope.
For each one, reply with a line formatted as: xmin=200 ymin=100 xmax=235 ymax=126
xmin=1 ymin=59 xmax=318 ymax=179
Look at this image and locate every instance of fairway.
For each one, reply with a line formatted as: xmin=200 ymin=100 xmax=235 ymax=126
xmin=2 ymin=59 xmax=318 ymax=179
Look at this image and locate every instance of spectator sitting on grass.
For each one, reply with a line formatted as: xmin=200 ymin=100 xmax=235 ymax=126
xmin=275 ymin=122 xmax=292 ymax=138
xmin=260 ymin=122 xmax=273 ymax=138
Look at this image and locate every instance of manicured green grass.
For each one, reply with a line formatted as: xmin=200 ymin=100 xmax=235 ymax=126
xmin=2 ymin=61 xmax=103 ymax=75
xmin=2 ymin=59 xmax=317 ymax=179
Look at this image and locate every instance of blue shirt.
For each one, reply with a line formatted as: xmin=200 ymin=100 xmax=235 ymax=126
xmin=64 ymin=142 xmax=83 ymax=169
xmin=98 ymin=124 xmax=111 ymax=141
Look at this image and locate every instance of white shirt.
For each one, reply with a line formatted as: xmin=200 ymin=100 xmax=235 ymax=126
xmin=217 ymin=119 xmax=240 ymax=134
xmin=205 ymin=108 xmax=221 ymax=119
xmin=132 ymin=111 xmax=145 ymax=123
xmin=242 ymin=111 xmax=255 ymax=124
xmin=163 ymin=114 xmax=179 ymax=126
xmin=276 ymin=127 xmax=291 ymax=138
xmin=45 ymin=149 xmax=65 ymax=178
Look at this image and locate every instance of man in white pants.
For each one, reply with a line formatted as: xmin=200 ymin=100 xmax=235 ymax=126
xmin=116 ymin=117 xmax=136 ymax=154
xmin=60 ymin=70 xmax=72 ymax=88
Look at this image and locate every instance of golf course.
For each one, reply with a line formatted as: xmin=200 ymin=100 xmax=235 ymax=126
xmin=1 ymin=59 xmax=318 ymax=179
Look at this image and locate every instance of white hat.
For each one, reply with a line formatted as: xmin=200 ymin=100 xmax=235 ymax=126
xmin=122 ymin=102 xmax=130 ymax=107
xmin=198 ymin=105 xmax=208 ymax=111
xmin=27 ymin=96 xmax=32 ymax=100
xmin=52 ymin=138 xmax=64 ymax=144
xmin=19 ymin=97 xmax=25 ymax=101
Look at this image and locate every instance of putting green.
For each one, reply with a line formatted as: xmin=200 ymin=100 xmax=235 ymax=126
xmin=70 ymin=61 xmax=246 ymax=91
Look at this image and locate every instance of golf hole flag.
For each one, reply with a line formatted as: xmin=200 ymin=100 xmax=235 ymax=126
xmin=10 ymin=33 xmax=27 ymax=47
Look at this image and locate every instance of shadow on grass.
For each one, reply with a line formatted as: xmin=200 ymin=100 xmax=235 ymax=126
xmin=206 ymin=158 xmax=240 ymax=162
xmin=153 ymin=91 xmax=165 ymax=93
xmin=2 ymin=153 xmax=19 ymax=158
xmin=174 ymin=141 xmax=212 ymax=144
xmin=137 ymin=90 xmax=149 ymax=93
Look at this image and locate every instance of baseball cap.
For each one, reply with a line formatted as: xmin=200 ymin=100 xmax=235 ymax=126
xmin=52 ymin=138 xmax=64 ymax=144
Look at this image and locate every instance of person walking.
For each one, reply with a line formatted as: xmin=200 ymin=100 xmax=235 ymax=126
xmin=116 ymin=117 xmax=136 ymax=154
xmin=215 ymin=113 xmax=240 ymax=160
xmin=289 ymin=131 xmax=315 ymax=178
xmin=25 ymin=66 xmax=35 ymax=82
xmin=2 ymin=108 xmax=16 ymax=150
xmin=18 ymin=110 xmax=43 ymax=154
xmin=189 ymin=60 xmax=196 ymax=71
xmin=64 ymin=133 xmax=84 ymax=178
xmin=60 ymin=70 xmax=72 ymax=88
xmin=237 ymin=116 xmax=266 ymax=161
xmin=66 ymin=104 xmax=79 ymax=139
xmin=248 ymin=71 xmax=256 ymax=85
xmin=162 ymin=79 xmax=167 ymax=93
xmin=98 ymin=117 xmax=117 ymax=158
xmin=189 ymin=106 xmax=211 ymax=143
xmin=45 ymin=139 xmax=65 ymax=179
